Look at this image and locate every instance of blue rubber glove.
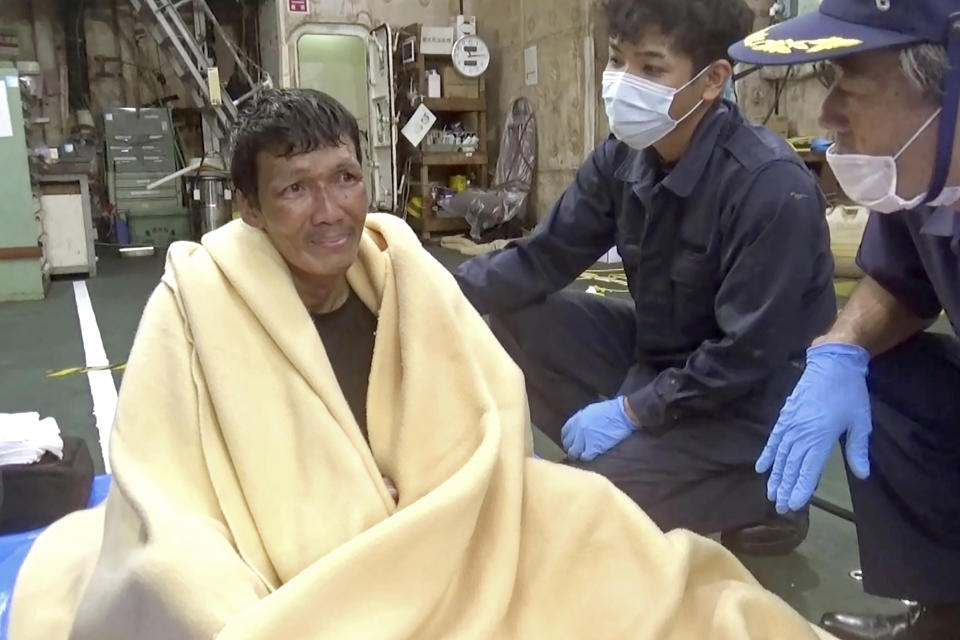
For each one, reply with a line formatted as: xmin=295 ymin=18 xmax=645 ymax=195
xmin=757 ymin=343 xmax=873 ymax=514
xmin=562 ymin=397 xmax=636 ymax=462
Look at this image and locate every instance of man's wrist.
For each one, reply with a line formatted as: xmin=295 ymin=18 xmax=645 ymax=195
xmin=812 ymin=332 xmax=865 ymax=350
xmin=811 ymin=334 xmax=832 ymax=348
xmin=622 ymin=397 xmax=641 ymax=428
xmin=813 ymin=333 xmax=844 ymax=348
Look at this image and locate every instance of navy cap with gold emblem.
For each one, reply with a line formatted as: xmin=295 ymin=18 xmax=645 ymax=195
xmin=730 ymin=0 xmax=957 ymax=66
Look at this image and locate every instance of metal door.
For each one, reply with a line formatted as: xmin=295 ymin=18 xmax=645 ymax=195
xmin=366 ymin=24 xmax=397 ymax=213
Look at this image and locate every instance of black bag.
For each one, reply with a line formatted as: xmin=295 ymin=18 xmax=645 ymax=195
xmin=0 ymin=436 xmax=94 ymax=534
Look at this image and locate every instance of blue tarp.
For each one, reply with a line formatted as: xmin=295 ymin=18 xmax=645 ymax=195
xmin=0 ymin=474 xmax=111 ymax=638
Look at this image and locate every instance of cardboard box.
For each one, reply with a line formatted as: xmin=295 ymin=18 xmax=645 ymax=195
xmin=442 ymin=67 xmax=480 ymax=99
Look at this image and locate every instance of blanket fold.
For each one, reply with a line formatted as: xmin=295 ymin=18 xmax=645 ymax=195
xmin=10 ymin=215 xmax=830 ymax=639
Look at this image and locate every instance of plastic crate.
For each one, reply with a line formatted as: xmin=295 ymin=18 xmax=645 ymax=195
xmin=127 ymin=213 xmax=192 ymax=248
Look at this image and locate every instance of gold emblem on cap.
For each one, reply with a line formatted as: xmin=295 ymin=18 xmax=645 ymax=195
xmin=744 ymin=27 xmax=863 ymax=55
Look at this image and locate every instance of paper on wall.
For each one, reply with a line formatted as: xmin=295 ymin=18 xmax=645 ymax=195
xmin=0 ymin=84 xmax=12 ymax=138
xmin=401 ymin=103 xmax=437 ymax=147
xmin=524 ymin=45 xmax=538 ymax=86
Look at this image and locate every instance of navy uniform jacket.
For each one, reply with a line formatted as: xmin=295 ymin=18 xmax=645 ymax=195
xmin=456 ymin=101 xmax=837 ymax=435
xmin=857 ymin=206 xmax=960 ymax=332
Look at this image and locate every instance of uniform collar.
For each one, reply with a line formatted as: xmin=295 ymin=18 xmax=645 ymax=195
xmin=614 ymin=101 xmax=731 ymax=198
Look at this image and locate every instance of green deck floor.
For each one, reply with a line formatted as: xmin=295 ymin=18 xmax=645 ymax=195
xmin=0 ymin=276 xmax=97 ymax=469
xmin=0 ymin=245 xmax=911 ymax=625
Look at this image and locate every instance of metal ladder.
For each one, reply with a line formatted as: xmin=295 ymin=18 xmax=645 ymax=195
xmin=127 ymin=0 xmax=270 ymax=156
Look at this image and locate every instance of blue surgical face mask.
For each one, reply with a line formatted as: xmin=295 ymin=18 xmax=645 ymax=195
xmin=602 ymin=66 xmax=710 ymax=150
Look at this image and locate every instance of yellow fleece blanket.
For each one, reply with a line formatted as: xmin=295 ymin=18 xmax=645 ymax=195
xmin=10 ymin=215 xmax=831 ymax=640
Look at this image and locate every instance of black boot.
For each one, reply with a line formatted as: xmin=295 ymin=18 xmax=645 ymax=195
xmin=821 ymin=605 xmax=960 ymax=640
xmin=719 ymin=506 xmax=809 ymax=556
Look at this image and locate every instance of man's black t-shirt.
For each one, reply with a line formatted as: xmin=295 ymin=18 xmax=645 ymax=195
xmin=312 ymin=290 xmax=377 ymax=440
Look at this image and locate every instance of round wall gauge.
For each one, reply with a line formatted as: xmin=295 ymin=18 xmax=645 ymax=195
xmin=451 ymin=35 xmax=491 ymax=78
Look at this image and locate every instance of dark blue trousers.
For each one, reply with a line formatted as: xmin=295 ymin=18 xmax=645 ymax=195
xmin=852 ymin=332 xmax=960 ymax=603
xmin=489 ymin=291 xmax=773 ymax=535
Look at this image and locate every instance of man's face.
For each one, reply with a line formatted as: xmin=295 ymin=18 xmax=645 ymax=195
xmin=820 ymin=49 xmax=942 ymax=199
xmin=240 ymin=142 xmax=368 ymax=284
xmin=606 ymin=29 xmax=706 ymax=121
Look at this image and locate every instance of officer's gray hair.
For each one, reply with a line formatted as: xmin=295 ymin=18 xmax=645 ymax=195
xmin=900 ymin=43 xmax=948 ymax=101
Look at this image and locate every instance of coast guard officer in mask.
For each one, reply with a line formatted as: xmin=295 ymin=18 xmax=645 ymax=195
xmin=455 ymin=0 xmax=836 ymax=553
xmin=731 ymin=1 xmax=960 ymax=637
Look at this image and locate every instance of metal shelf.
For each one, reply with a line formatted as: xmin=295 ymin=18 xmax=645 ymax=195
xmin=415 ymin=152 xmax=487 ymax=166
xmin=422 ymin=97 xmax=485 ymax=112
xmin=398 ymin=23 xmax=488 ymax=240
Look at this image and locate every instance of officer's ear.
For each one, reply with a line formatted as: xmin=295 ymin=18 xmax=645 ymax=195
xmin=701 ymin=60 xmax=732 ymax=102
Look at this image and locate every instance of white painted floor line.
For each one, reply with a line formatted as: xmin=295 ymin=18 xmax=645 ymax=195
xmin=72 ymin=281 xmax=117 ymax=473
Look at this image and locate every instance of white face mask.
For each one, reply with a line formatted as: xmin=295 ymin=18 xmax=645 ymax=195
xmin=602 ymin=66 xmax=709 ymax=151
xmin=826 ymin=108 xmax=960 ymax=213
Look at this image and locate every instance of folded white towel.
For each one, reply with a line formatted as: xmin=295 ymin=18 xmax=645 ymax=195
xmin=0 ymin=413 xmax=64 ymax=465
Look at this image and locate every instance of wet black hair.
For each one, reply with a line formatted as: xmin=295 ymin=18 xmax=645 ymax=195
xmin=230 ymin=89 xmax=362 ymax=205
xmin=602 ymin=0 xmax=755 ymax=71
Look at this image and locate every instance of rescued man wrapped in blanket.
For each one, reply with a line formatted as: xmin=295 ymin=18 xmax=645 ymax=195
xmin=8 ymin=90 xmax=832 ymax=640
